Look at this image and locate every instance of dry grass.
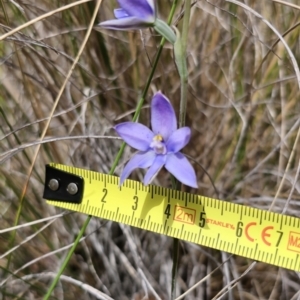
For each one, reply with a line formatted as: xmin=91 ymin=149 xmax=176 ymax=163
xmin=1 ymin=0 xmax=300 ymax=299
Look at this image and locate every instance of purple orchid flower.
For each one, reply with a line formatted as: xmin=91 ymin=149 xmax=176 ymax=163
xmin=115 ymin=92 xmax=198 ymax=188
xmin=99 ymin=0 xmax=156 ymax=30
xmin=96 ymin=0 xmax=176 ymax=44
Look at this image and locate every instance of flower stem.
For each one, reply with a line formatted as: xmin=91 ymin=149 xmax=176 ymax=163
xmin=43 ymin=2 xmax=179 ymax=299
xmin=179 ymin=0 xmax=191 ymax=128
xmin=43 ymin=215 xmax=91 ymax=300
xmin=171 ymin=1 xmax=192 ymax=298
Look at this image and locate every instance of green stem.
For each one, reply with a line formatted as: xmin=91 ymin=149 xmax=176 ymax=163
xmin=179 ymin=72 xmax=188 ymax=127
xmin=171 ymin=1 xmax=191 ymax=298
xmin=43 ymin=2 xmax=179 ymax=298
xmin=179 ymin=0 xmax=191 ymax=128
xmin=43 ymin=215 xmax=91 ymax=300
xmin=181 ymin=0 xmax=191 ymax=59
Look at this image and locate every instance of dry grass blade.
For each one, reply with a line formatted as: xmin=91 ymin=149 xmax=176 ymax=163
xmin=0 ymin=213 xmax=67 ymax=234
xmin=271 ymin=0 xmax=300 ymax=10
xmin=0 ymin=0 xmax=93 ymax=41
xmin=0 ymin=135 xmax=120 ymax=163
xmin=225 ymin=0 xmax=300 ymax=212
xmin=1 ymin=0 xmax=300 ymax=299
xmin=11 ymin=273 xmax=114 ymax=300
xmin=174 ymin=256 xmax=230 ymax=300
xmin=225 ymin=0 xmax=300 ymax=89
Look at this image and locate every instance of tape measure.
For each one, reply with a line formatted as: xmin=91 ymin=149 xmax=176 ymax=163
xmin=43 ymin=163 xmax=300 ymax=272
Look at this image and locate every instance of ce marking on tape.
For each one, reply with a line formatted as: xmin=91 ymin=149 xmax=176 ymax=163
xmin=236 ymin=221 xmax=283 ymax=247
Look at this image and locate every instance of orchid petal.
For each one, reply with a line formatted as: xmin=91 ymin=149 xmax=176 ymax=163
xmin=98 ymin=17 xmax=153 ymax=30
xmin=120 ymin=151 xmax=156 ymax=185
xmin=114 ymin=8 xmax=129 ymax=19
xmin=117 ymin=0 xmax=155 ymax=20
xmin=146 ymin=0 xmax=156 ymax=16
xmin=166 ymin=127 xmax=191 ymax=153
xmin=151 ymin=92 xmax=177 ymax=140
xmin=165 ymin=153 xmax=198 ymax=188
xmin=144 ymin=155 xmax=166 ymax=185
xmin=114 ymin=122 xmax=154 ymax=151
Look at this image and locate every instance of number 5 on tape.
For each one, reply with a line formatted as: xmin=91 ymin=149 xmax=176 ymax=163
xmin=43 ymin=163 xmax=300 ymax=272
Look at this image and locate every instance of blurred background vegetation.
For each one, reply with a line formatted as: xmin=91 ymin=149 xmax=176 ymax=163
xmin=1 ymin=0 xmax=300 ymax=299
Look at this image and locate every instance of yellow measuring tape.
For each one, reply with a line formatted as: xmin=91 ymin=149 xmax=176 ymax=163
xmin=43 ymin=163 xmax=300 ymax=272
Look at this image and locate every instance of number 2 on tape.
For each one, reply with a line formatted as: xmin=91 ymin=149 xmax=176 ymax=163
xmin=43 ymin=163 xmax=300 ymax=272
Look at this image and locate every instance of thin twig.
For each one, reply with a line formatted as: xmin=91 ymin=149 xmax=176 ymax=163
xmin=0 ymin=0 xmax=93 ymax=41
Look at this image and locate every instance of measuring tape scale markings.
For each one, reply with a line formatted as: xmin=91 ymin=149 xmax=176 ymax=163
xmin=43 ymin=163 xmax=300 ymax=272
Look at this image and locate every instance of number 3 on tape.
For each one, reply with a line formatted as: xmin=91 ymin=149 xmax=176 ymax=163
xmin=43 ymin=163 xmax=300 ymax=272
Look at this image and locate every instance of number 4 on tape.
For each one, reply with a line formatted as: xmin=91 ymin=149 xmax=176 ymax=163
xmin=43 ymin=163 xmax=300 ymax=272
